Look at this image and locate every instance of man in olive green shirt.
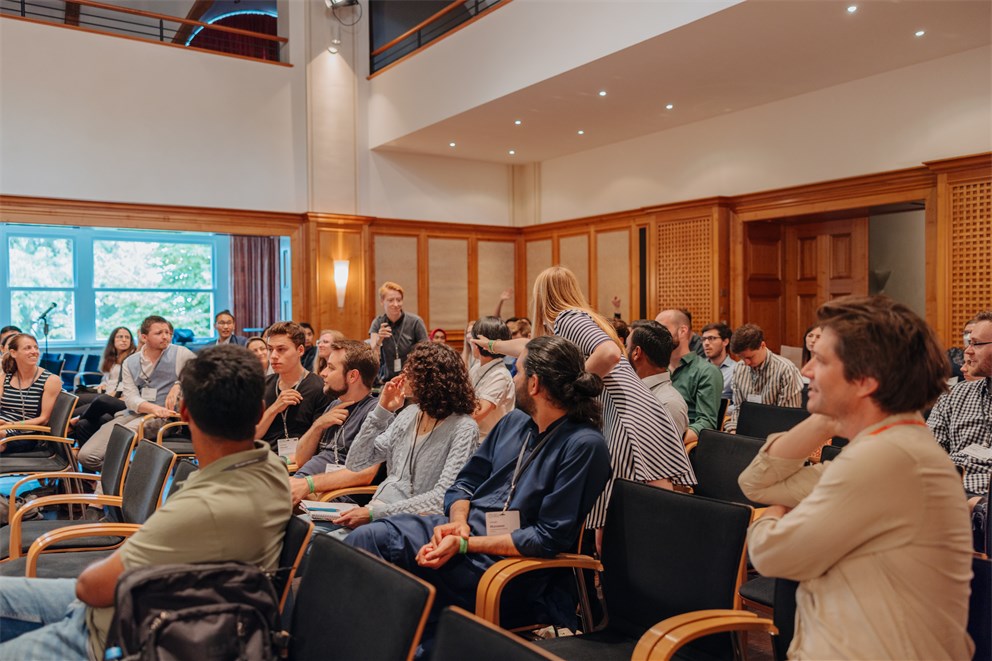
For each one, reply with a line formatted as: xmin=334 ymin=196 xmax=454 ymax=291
xmin=656 ymin=309 xmax=724 ymax=443
xmin=0 ymin=345 xmax=291 ymax=660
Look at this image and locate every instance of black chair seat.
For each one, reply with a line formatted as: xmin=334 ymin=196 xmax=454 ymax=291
xmin=0 ymin=549 xmax=115 ymax=578
xmin=738 ymin=575 xmax=774 ymax=607
xmin=0 ymin=455 xmax=69 ymax=474
xmin=537 ymin=629 xmax=636 ymax=661
xmin=0 ymin=519 xmax=123 ymax=558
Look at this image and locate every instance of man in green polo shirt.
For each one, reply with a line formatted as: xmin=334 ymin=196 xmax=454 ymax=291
xmin=656 ymin=309 xmax=724 ymax=444
xmin=0 ymin=344 xmax=292 ymax=660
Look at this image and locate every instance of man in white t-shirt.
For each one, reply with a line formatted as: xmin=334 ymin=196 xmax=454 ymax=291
xmin=466 ymin=316 xmax=515 ymax=441
xmin=627 ymin=320 xmax=689 ymax=438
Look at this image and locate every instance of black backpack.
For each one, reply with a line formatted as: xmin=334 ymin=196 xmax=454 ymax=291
xmin=105 ymin=562 xmax=289 ymax=661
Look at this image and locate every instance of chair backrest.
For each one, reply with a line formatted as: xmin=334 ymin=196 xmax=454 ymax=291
xmin=690 ymin=429 xmax=767 ymax=507
xmin=47 ymin=391 xmax=78 ymax=438
xmin=100 ymin=424 xmax=139 ymax=523
xmin=736 ymin=401 xmax=810 ymax=439
xmin=166 ymin=459 xmax=199 ymax=498
xmin=61 ymin=353 xmax=84 ymax=372
xmin=272 ymin=516 xmax=313 ymax=611
xmin=717 ymin=398 xmax=729 ymax=430
xmin=83 ymin=354 xmax=102 ymax=373
xmin=600 ymin=480 xmax=751 ymax=658
xmin=40 ymin=358 xmax=64 ymax=376
xmin=290 ymin=534 xmax=434 ymax=661
xmin=970 ymin=557 xmax=991 ymax=661
xmin=770 ymin=578 xmax=799 ymax=661
xmin=433 ymin=606 xmax=562 ymax=661
xmin=120 ymin=441 xmax=176 ymax=525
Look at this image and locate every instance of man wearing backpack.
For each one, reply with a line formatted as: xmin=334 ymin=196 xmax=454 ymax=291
xmin=0 ymin=344 xmax=292 ymax=660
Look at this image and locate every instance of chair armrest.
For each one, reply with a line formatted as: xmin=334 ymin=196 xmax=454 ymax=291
xmin=9 ymin=471 xmax=100 ymax=513
xmin=683 ymin=440 xmax=698 ymax=454
xmin=156 ymin=421 xmax=188 ymax=444
xmin=0 ymin=434 xmax=76 ymax=449
xmin=1 ymin=423 xmax=52 ymax=433
xmin=26 ymin=523 xmax=142 ymax=577
xmin=74 ymin=372 xmax=104 ymax=388
xmin=8 ymin=494 xmax=124 ymax=559
xmin=318 ymin=485 xmax=379 ymax=502
xmin=475 ymin=553 xmax=603 ymax=626
xmin=632 ymin=610 xmax=777 ymax=661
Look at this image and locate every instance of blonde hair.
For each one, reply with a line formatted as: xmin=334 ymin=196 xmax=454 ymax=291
xmin=532 ymin=266 xmax=623 ymax=351
xmin=379 ymin=282 xmax=404 ymax=300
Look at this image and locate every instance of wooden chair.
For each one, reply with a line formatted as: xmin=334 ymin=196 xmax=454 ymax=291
xmin=0 ymin=441 xmax=177 ymax=578
xmin=155 ymin=420 xmax=195 ymax=459
xmin=2 ymin=424 xmax=137 ymax=561
xmin=477 ymin=481 xmax=752 ymax=661
xmin=432 ymin=606 xmax=564 ymax=661
xmin=0 ymin=391 xmax=79 ymax=476
xmin=735 ymin=402 xmax=809 ymax=439
xmin=272 ymin=515 xmax=314 ymax=612
xmin=288 ymin=534 xmax=434 ymax=661
xmin=689 ymin=429 xmax=767 ymax=511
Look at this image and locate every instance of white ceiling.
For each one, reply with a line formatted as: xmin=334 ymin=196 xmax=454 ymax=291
xmin=377 ymin=0 xmax=992 ymax=164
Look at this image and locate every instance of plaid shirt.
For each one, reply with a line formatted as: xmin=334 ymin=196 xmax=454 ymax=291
xmin=927 ymin=377 xmax=992 ymax=495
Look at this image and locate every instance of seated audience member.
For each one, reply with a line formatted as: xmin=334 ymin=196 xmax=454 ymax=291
xmin=800 ymin=324 xmax=821 ymax=369
xmin=679 ymin=308 xmax=707 ymax=359
xmin=347 ymin=336 xmax=611 ymax=639
xmin=700 ymin=322 xmax=736 ymax=405
xmin=627 ymin=321 xmax=689 ymax=438
xmin=332 ymin=342 xmax=478 ymax=531
xmin=299 ymin=322 xmax=317 ymax=375
xmin=928 ymin=310 xmax=992 ymax=504
xmin=0 ymin=344 xmax=291 ymax=660
xmin=312 ymin=329 xmax=345 ymax=374
xmin=739 ymin=296 xmax=973 ymax=660
xmin=206 ymin=309 xmax=246 ymax=347
xmin=724 ymin=323 xmax=803 ymax=433
xmin=255 ymin=321 xmax=328 ymax=457
xmin=246 ymin=336 xmax=269 ymax=372
xmin=78 ymin=316 xmax=195 ymax=471
xmin=429 ymin=328 xmax=448 ymax=344
xmin=368 ymin=282 xmax=428 ymax=383
xmin=0 ymin=326 xmax=22 ymax=358
xmin=290 ymin=340 xmax=380 ymax=505
xmin=467 ymin=316 xmax=515 ymax=442
xmin=0 ymin=334 xmax=62 ymax=453
xmin=656 ymin=309 xmax=723 ymax=444
xmin=947 ymin=317 xmax=977 ymax=381
xmin=70 ymin=327 xmax=136 ymax=445
xmin=503 ymin=318 xmax=532 ymax=376
xmin=608 ymin=317 xmax=630 ymax=344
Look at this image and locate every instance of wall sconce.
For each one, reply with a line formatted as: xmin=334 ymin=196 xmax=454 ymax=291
xmin=333 ymin=260 xmax=349 ymax=308
xmin=328 ymin=23 xmax=341 ymax=54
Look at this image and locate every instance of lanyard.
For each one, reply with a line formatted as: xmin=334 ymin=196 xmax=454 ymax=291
xmin=472 ymin=360 xmax=503 ymax=389
xmin=503 ymin=422 xmax=564 ymax=511
xmin=277 ymin=371 xmax=308 ymax=439
xmin=222 ymin=454 xmax=267 ymax=472
xmin=388 ymin=315 xmax=405 ymax=364
xmin=138 ymin=348 xmax=165 ymax=386
xmin=867 ymin=419 xmax=927 ymax=436
xmin=406 ymin=411 xmax=439 ymax=486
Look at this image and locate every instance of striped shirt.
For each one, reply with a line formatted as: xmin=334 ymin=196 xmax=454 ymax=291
xmin=927 ymin=377 xmax=992 ymax=494
xmin=0 ymin=368 xmax=55 ymax=436
xmin=554 ymin=310 xmax=695 ymax=528
xmin=725 ymin=350 xmax=803 ymax=432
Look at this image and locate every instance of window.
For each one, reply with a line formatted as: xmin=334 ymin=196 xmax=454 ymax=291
xmin=1 ymin=225 xmax=230 ymax=346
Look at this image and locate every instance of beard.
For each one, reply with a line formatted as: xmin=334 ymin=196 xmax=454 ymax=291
xmin=324 ymin=383 xmax=347 ymax=400
xmin=515 ymin=383 xmax=535 ymax=417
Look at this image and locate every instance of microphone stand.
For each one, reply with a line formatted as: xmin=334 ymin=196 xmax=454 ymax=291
xmin=36 ymin=307 xmax=54 ymax=357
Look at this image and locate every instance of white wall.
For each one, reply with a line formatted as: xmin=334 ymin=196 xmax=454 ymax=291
xmin=869 ymin=210 xmax=926 ymax=318
xmin=539 ymin=46 xmax=992 ymax=222
xmin=0 ymin=15 xmax=308 ymax=212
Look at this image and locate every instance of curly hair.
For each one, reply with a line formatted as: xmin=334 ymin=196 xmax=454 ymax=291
xmin=405 ymin=342 xmax=476 ymax=419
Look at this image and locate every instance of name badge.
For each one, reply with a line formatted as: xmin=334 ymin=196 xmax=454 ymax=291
xmin=485 ymin=510 xmax=521 ymax=536
xmin=140 ymin=387 xmax=158 ymax=402
xmin=746 ymin=394 xmax=763 ymax=404
xmin=277 ymin=437 xmax=300 ymax=459
xmin=393 ymin=358 xmax=402 ymax=372
xmin=325 ymin=463 xmax=346 ymax=474
xmin=961 ymin=443 xmax=992 ymax=461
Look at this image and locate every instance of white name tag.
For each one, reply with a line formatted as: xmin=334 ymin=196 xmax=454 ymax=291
xmin=746 ymin=394 xmax=763 ymax=404
xmin=277 ymin=437 xmax=299 ymax=459
xmin=485 ymin=510 xmax=520 ymax=536
xmin=140 ymin=387 xmax=158 ymax=402
xmin=325 ymin=463 xmax=346 ymax=474
xmin=961 ymin=443 xmax=992 ymax=461
xmin=393 ymin=358 xmax=402 ymax=373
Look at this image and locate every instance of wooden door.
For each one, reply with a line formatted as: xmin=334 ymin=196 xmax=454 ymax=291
xmin=743 ymin=222 xmax=785 ymax=351
xmin=784 ymin=218 xmax=868 ymax=344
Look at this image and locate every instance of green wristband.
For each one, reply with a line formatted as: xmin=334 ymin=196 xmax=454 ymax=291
xmin=458 ymin=536 xmax=469 ymax=554
xmin=368 ymin=505 xmax=375 ymax=521
xmin=305 ymin=476 xmax=315 ymax=494
xmin=488 ymin=340 xmax=495 ymax=353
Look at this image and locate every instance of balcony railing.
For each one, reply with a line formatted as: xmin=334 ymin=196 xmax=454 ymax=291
xmin=1 ymin=0 xmax=287 ymax=64
xmin=370 ymin=0 xmax=509 ymax=75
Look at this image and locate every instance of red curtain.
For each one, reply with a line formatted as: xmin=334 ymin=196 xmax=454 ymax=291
xmin=189 ymin=14 xmax=279 ymax=61
xmin=231 ymin=235 xmax=281 ymax=335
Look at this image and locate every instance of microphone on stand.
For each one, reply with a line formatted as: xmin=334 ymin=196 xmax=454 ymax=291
xmin=37 ymin=302 xmax=58 ymax=320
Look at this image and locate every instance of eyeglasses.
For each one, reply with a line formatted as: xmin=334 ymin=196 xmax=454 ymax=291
xmin=966 ymin=338 xmax=992 ymax=348
xmin=701 ymin=336 xmax=723 ymax=343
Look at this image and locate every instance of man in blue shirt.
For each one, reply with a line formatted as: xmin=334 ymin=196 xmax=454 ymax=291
xmin=347 ymin=335 xmax=611 ymax=634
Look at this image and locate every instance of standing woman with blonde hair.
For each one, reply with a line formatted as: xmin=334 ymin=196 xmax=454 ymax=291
xmin=0 ymin=333 xmax=62 ymax=453
xmin=473 ymin=266 xmax=694 ymax=545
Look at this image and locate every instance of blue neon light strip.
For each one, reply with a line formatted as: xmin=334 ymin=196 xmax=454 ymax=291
xmin=185 ymin=9 xmax=278 ymax=46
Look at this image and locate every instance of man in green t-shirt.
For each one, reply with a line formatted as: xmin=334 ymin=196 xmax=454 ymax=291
xmin=0 ymin=344 xmax=292 ymax=660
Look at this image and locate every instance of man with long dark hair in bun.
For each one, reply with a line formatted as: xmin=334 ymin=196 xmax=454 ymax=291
xmin=347 ymin=335 xmax=611 ymax=646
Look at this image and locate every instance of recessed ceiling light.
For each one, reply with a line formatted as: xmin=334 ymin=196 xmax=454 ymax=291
xmin=915 ymin=30 xmax=925 ymax=37
xmin=514 ymin=120 xmax=522 ymax=125
xmin=577 ymin=130 xmax=585 ymax=135
xmin=449 ymin=142 xmax=456 ymax=148
xmin=598 ymin=90 xmax=607 ymax=97
xmin=847 ymin=5 xmax=857 ymax=13
xmin=508 ymin=150 xmax=516 ymax=155
xmin=665 ymin=103 xmax=674 ymax=110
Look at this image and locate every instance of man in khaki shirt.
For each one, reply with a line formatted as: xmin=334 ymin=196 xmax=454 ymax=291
xmin=0 ymin=344 xmax=291 ymax=660
xmin=739 ymin=296 xmax=974 ymax=660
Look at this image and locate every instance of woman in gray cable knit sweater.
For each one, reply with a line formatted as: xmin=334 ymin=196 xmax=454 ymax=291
xmin=334 ymin=342 xmax=479 ymax=529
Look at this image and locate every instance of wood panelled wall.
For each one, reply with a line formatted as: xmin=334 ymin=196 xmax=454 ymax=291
xmin=2 ymin=153 xmax=987 ymax=347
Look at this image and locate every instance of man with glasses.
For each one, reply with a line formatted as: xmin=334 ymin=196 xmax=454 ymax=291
xmin=700 ymin=322 xmax=736 ymax=405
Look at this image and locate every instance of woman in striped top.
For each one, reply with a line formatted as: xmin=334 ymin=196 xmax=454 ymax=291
xmin=0 ymin=333 xmax=62 ymax=454
xmin=473 ymin=266 xmax=695 ymax=546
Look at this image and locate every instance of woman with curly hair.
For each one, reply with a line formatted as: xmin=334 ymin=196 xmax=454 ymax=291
xmin=330 ymin=342 xmax=479 ymax=531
